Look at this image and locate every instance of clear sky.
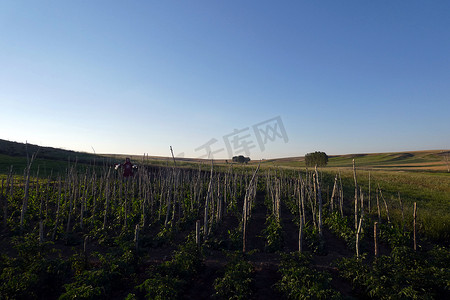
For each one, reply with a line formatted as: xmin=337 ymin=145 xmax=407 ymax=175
xmin=1 ymin=1 xmax=449 ymax=159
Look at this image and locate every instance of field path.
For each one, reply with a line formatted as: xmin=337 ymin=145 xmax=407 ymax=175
xmin=246 ymin=190 xmax=283 ymax=299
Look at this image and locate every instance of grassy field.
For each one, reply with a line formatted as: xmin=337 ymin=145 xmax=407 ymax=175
xmin=331 ymin=168 xmax=449 ymax=242
xmin=259 ymin=150 xmax=449 ymax=172
xmin=250 ymin=151 xmax=450 ymax=243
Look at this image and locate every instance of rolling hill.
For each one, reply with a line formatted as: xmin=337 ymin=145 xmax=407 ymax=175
xmin=0 ymin=138 xmax=449 ymax=174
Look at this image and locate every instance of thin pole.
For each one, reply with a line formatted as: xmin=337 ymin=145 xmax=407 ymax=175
xmin=413 ymin=202 xmax=417 ymax=251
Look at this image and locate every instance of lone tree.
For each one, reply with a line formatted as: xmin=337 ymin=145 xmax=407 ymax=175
xmin=232 ymin=155 xmax=251 ymax=164
xmin=305 ymin=151 xmax=328 ymax=167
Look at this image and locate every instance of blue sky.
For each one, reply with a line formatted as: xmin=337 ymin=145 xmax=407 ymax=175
xmin=1 ymin=1 xmax=449 ymax=159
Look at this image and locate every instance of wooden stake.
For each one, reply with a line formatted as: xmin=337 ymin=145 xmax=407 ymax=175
xmin=243 ymin=162 xmax=261 ymax=253
xmin=356 ymin=215 xmax=363 ymax=258
xmin=102 ymin=168 xmax=111 ymax=230
xmin=353 ymin=159 xmax=358 ymax=230
xmin=83 ymin=236 xmax=89 ymax=254
xmin=311 ymin=172 xmax=317 ymax=229
xmin=368 ymin=171 xmax=371 ymax=213
xmin=379 ymin=186 xmax=390 ymax=223
xmin=339 ymin=170 xmax=344 ymax=217
xmin=20 ymin=150 xmax=38 ymax=230
xmin=374 ymin=221 xmax=378 ymax=257
xmin=134 ymin=224 xmax=139 ymax=251
xmin=330 ymin=174 xmax=338 ymax=213
xmin=196 ymin=220 xmax=201 ymax=246
xmin=298 ymin=180 xmax=303 ymax=253
xmin=0 ymin=178 xmax=4 ymax=228
xmin=376 ymin=187 xmax=381 ymax=223
xmin=315 ymin=166 xmax=323 ymax=238
xmin=52 ymin=177 xmax=62 ymax=241
xmin=413 ymin=202 xmax=417 ymax=251
xmin=170 ymin=146 xmax=177 ymax=167
xmin=39 ymin=220 xmax=44 ymax=244
xmin=398 ymin=192 xmax=405 ymax=232
xmin=5 ymin=167 xmax=13 ymax=228
xmin=204 ymin=160 xmax=214 ymax=238
xmin=301 ymin=178 xmax=306 ymax=225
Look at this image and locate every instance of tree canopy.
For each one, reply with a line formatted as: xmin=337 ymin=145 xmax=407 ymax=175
xmin=232 ymin=155 xmax=251 ymax=164
xmin=305 ymin=151 xmax=328 ymax=167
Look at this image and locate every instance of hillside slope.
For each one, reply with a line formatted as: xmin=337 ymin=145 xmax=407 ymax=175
xmin=261 ymin=150 xmax=450 ymax=172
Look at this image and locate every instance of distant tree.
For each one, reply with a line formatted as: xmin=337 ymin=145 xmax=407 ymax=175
xmin=305 ymin=151 xmax=328 ymax=167
xmin=232 ymin=155 xmax=251 ymax=164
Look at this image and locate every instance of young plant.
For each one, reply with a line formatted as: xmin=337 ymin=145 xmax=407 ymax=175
xmin=213 ymin=254 xmax=254 ymax=300
xmin=276 ymin=252 xmax=341 ymax=300
xmin=262 ymin=214 xmax=283 ymax=252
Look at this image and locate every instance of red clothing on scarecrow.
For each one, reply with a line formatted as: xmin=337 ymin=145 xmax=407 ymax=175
xmin=122 ymin=158 xmax=133 ymax=177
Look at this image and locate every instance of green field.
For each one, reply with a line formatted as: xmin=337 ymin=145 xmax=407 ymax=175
xmin=0 ymin=140 xmax=449 ymax=299
xmin=251 ymin=151 xmax=450 ymax=242
xmin=1 ymin=139 xmax=449 ymax=242
xmin=259 ymin=150 xmax=449 ymax=171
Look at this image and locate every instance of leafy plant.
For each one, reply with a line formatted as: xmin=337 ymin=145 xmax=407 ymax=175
xmin=324 ymin=212 xmax=355 ymax=249
xmin=262 ymin=214 xmax=283 ymax=252
xmin=0 ymin=235 xmax=70 ymax=299
xmin=134 ymin=237 xmax=202 ymax=299
xmin=337 ymin=246 xmax=450 ymax=299
xmin=214 ymin=254 xmax=254 ymax=299
xmin=303 ymin=222 xmax=326 ymax=254
xmin=379 ymin=223 xmax=410 ymax=248
xmin=60 ymin=269 xmax=109 ymax=300
xmin=228 ymin=227 xmax=243 ymax=250
xmin=137 ymin=275 xmax=184 ymax=300
xmin=276 ymin=252 xmax=341 ymax=299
